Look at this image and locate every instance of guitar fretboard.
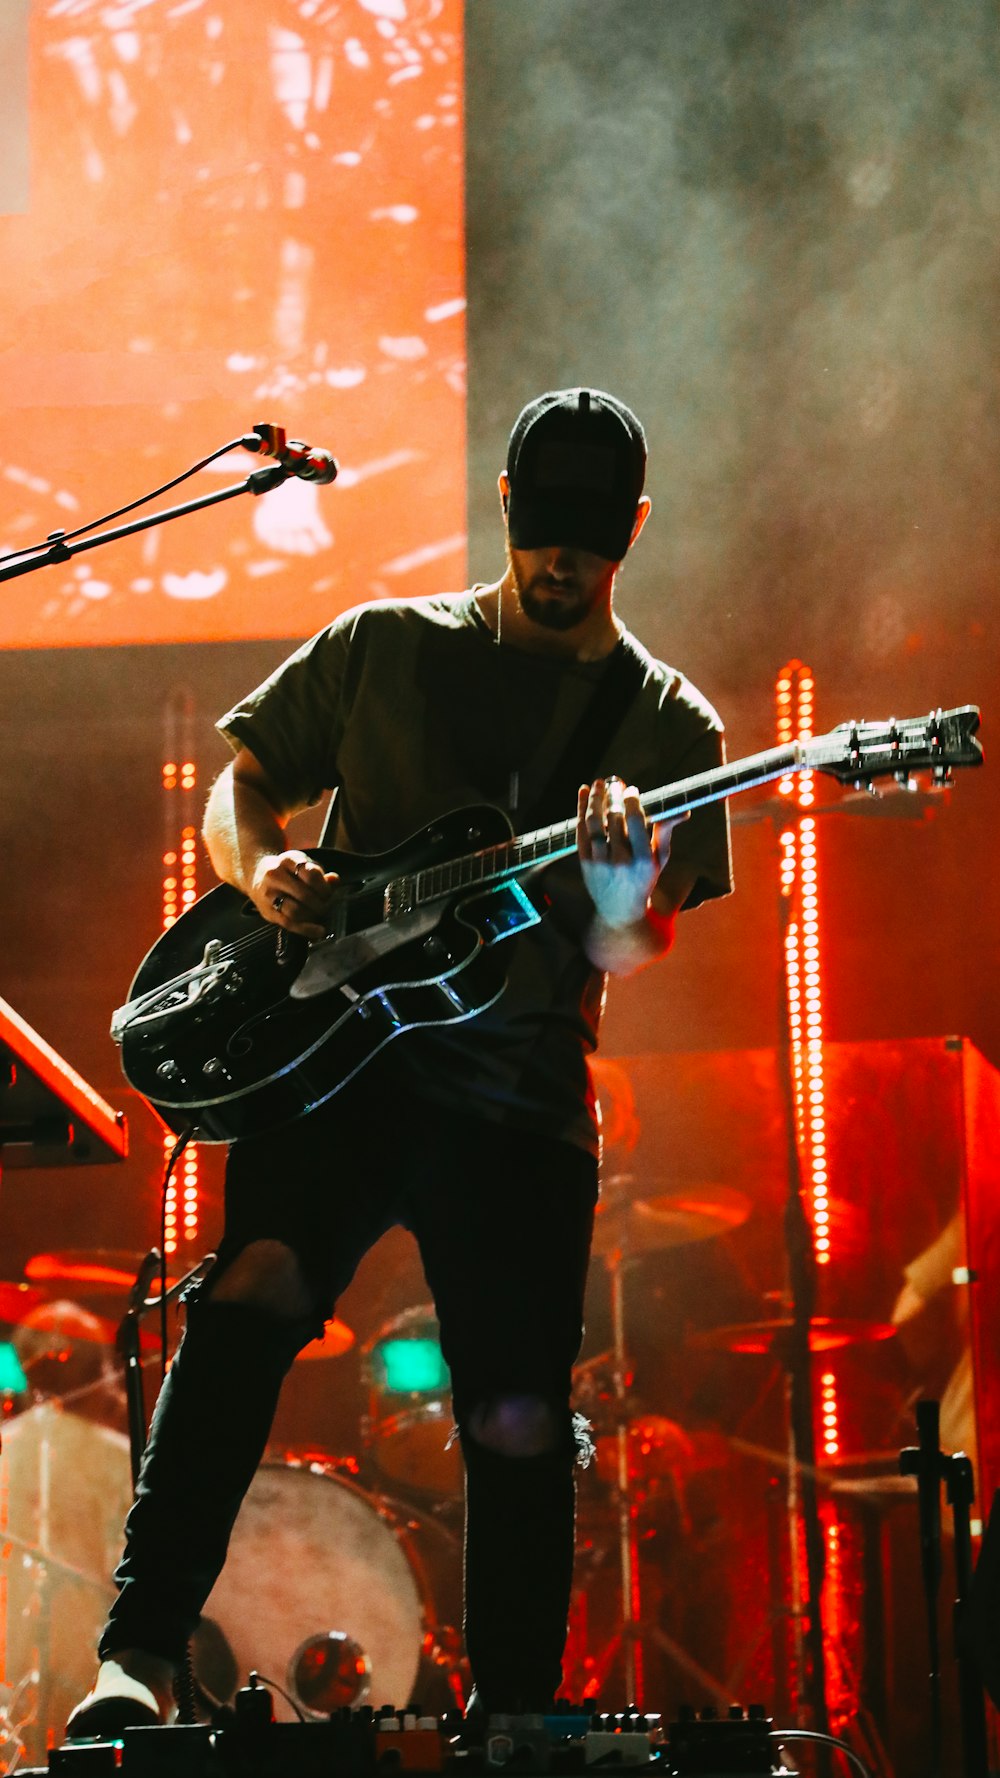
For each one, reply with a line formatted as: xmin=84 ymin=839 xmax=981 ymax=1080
xmin=409 ymin=740 xmax=804 ymax=907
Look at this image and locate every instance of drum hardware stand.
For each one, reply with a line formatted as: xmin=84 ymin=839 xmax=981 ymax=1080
xmin=0 ymin=1523 xmax=141 ymax=1772
xmin=719 ymin=1438 xmax=901 ymax=1778
xmin=116 ymin=1250 xmax=215 ymax=1487
xmin=584 ymin=1231 xmax=731 ymax=1714
xmin=899 ymin=1399 xmax=989 ymax=1778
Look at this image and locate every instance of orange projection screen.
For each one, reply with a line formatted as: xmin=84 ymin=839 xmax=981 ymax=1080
xmin=0 ymin=1 xmax=465 ymax=648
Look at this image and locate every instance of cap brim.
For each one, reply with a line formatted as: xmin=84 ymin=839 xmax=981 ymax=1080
xmin=508 ymin=496 xmax=634 ymax=563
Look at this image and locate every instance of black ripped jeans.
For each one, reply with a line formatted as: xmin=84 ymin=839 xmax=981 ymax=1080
xmin=100 ymin=1058 xmax=598 ymax=1713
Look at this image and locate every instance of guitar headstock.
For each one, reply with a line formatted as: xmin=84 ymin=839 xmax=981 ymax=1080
xmin=809 ymin=705 xmax=983 ymax=788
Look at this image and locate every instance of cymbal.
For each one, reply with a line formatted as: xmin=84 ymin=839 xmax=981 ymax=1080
xmin=592 ymin=1177 xmax=751 ymax=1257
xmin=729 ymin=784 xmax=944 ymax=827
xmin=0 ymin=1281 xmax=46 ymax=1322
xmin=26 ymin=1251 xmax=179 ymax=1293
xmin=690 ymin=1316 xmax=898 ymax=1356
xmin=296 ymin=1319 xmax=355 ymax=1362
xmin=14 ymin=1299 xmax=161 ymax=1355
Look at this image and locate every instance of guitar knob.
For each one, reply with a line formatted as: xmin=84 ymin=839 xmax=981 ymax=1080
xmin=202 ymin=1057 xmax=232 ymax=1081
xmin=156 ymin=1059 xmax=183 ymax=1081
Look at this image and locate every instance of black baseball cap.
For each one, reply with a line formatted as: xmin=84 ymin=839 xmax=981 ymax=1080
xmin=505 ymin=387 xmax=647 ymax=562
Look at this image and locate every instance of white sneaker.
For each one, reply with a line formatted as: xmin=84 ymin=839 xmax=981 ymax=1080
xmin=66 ymin=1655 xmax=177 ymax=1740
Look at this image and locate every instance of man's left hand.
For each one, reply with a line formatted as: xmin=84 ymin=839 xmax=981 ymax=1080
xmin=576 ymin=777 xmax=685 ymax=929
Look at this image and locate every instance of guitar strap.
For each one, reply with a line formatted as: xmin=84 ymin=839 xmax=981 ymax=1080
xmin=515 ymin=634 xmax=647 ymax=835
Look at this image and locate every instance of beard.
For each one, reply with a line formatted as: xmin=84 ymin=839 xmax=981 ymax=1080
xmin=517 ymin=580 xmax=591 ymax=631
xmin=509 ymin=551 xmax=595 ymax=631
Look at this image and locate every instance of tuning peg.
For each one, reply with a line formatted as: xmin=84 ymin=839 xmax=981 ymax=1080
xmin=893 ymin=772 xmax=917 ymax=790
xmin=931 ymin=765 xmax=952 ymax=786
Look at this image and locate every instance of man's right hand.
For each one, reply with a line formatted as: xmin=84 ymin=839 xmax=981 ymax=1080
xmin=250 ymin=851 xmax=339 ymax=943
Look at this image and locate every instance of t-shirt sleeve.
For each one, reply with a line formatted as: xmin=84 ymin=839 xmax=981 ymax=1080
xmin=661 ymin=719 xmax=734 ymax=911
xmin=215 ymin=616 xmax=356 ymax=807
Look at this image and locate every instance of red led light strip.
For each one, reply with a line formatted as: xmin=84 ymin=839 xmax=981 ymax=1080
xmin=162 ymin=694 xmax=199 ymax=1256
xmin=776 ymin=664 xmax=838 ymax=1466
xmin=776 ymin=663 xmax=831 ymax=1267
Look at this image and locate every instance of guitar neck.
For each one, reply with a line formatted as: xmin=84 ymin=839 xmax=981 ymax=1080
xmin=413 ymin=741 xmax=803 ymax=906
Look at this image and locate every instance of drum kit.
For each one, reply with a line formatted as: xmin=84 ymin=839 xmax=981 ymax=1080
xmin=0 ymin=1166 xmax=899 ymax=1766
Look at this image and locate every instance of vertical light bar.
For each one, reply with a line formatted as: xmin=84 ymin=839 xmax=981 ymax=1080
xmin=162 ymin=693 xmax=200 ymax=1257
xmin=778 ymin=664 xmax=846 ymax=1681
xmin=775 ymin=662 xmax=829 ymax=1267
xmin=820 ymin=1369 xmax=840 ymax=1460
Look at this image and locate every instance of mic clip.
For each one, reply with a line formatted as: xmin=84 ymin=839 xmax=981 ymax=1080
xmin=242 ymin=423 xmax=338 ymax=486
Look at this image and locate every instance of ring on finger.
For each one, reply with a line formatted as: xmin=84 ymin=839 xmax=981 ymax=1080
xmin=273 ymin=892 xmax=287 ymax=912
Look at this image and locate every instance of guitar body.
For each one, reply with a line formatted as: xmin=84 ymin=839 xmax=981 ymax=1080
xmin=120 ymin=804 xmax=527 ymax=1143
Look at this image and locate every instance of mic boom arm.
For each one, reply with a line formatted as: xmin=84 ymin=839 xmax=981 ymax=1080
xmin=0 ymin=422 xmax=337 ymax=585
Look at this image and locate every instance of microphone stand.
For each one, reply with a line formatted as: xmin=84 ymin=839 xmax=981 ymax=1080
xmin=899 ymin=1400 xmax=946 ymax=1776
xmin=947 ymin=1452 xmax=989 ymax=1778
xmin=899 ymin=1402 xmax=990 ymax=1778
xmin=0 ymin=462 xmax=292 ymax=586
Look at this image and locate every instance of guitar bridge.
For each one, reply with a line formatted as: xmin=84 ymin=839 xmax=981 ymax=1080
xmin=111 ymin=942 xmax=233 ymax=1042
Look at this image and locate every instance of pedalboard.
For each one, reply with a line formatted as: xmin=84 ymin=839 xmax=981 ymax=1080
xmin=34 ymin=1687 xmax=797 ymax=1777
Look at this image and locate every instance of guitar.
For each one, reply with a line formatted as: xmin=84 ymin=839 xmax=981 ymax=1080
xmin=112 ymin=706 xmax=982 ymax=1143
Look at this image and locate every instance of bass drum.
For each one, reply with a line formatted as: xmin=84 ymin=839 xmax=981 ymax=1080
xmin=197 ymin=1456 xmax=466 ymax=1719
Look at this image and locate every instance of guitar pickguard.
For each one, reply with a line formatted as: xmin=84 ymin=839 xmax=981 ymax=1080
xmin=291 ymin=903 xmax=445 ymax=1000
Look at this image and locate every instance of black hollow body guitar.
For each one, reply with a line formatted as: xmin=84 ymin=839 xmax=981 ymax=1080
xmin=112 ymin=707 xmax=983 ymax=1143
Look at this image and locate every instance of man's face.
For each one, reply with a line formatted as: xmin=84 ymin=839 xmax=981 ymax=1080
xmin=506 ymin=538 xmax=619 ymax=632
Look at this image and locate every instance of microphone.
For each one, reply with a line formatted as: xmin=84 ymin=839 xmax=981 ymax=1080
xmin=242 ymin=422 xmax=339 ymax=485
xmin=129 ymin=1247 xmax=163 ymax=1311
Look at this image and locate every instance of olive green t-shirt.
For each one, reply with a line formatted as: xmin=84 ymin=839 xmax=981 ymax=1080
xmin=218 ymin=591 xmax=732 ymax=1153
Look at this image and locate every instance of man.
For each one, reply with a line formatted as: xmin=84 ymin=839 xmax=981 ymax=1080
xmin=69 ymin=386 xmax=732 ymax=1734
